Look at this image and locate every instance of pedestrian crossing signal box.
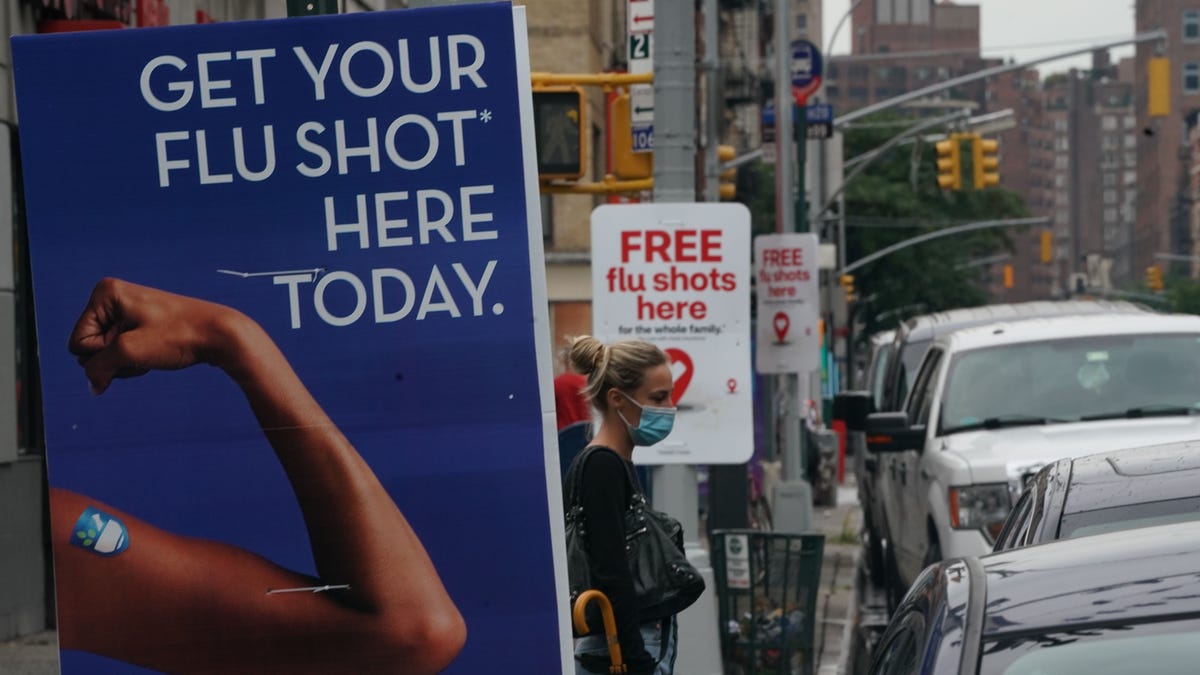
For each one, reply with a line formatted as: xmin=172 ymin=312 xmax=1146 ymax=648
xmin=532 ymin=86 xmax=586 ymax=180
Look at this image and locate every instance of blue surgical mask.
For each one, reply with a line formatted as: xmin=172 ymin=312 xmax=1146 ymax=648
xmin=618 ymin=392 xmax=677 ymax=446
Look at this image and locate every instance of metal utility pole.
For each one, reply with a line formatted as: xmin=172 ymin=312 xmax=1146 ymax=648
xmin=652 ymin=4 xmax=722 ymax=674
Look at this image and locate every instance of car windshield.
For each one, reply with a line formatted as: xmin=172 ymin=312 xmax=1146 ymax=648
xmin=981 ymin=618 xmax=1199 ymax=675
xmin=940 ymin=333 xmax=1200 ymax=434
xmin=1059 ymin=497 xmax=1200 ymax=539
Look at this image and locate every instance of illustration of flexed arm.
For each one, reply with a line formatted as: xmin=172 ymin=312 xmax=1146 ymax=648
xmin=51 ymin=278 xmax=466 ymax=675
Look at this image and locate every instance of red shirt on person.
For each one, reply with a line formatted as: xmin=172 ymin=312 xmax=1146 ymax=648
xmin=554 ymin=372 xmax=591 ymax=430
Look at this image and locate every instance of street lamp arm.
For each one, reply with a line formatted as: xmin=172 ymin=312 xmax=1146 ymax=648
xmin=834 ymin=30 xmax=1168 ymax=129
xmin=839 ymin=216 xmax=1050 ymax=275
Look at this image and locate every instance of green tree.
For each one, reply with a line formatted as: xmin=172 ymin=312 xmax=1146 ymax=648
xmin=840 ymin=114 xmax=1029 ymax=335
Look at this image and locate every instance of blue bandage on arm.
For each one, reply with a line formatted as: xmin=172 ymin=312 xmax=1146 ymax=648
xmin=70 ymin=507 xmax=130 ymax=556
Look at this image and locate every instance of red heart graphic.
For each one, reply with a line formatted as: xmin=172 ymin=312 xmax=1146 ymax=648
xmin=664 ymin=348 xmax=693 ymax=406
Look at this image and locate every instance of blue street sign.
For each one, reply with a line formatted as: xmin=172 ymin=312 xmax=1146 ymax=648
xmin=763 ymin=101 xmax=834 ymax=125
xmin=791 ymin=40 xmax=823 ymax=90
xmin=806 ymin=103 xmax=834 ymax=124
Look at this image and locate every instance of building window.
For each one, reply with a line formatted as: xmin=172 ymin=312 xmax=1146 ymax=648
xmin=1184 ymin=62 xmax=1200 ymax=94
xmin=1104 ymin=208 xmax=1118 ymax=223
xmin=1103 ymin=172 xmax=1117 ymax=187
xmin=1124 ymin=170 xmax=1137 ymax=185
xmin=796 ymin=14 xmax=808 ymax=32
xmin=914 ymin=67 xmax=930 ymax=81
xmin=1125 ymin=151 xmax=1136 ymax=167
xmin=1103 ymin=189 xmax=1117 ymax=204
xmin=1101 ymin=135 xmax=1118 ymax=150
xmin=1186 ymin=9 xmax=1200 ymax=42
xmin=1124 ymin=134 xmax=1136 ymax=149
xmin=1054 ymin=174 xmax=1066 ymax=188
xmin=1124 ymin=115 xmax=1136 ymax=129
xmin=1102 ymin=115 xmax=1118 ymax=131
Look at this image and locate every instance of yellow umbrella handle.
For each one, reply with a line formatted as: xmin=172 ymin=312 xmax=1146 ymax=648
xmin=573 ymin=589 xmax=627 ymax=674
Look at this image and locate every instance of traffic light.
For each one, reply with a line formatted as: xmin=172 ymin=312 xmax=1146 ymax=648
xmin=610 ymin=92 xmax=653 ymax=180
xmin=1146 ymin=265 xmax=1164 ymax=292
xmin=839 ymin=274 xmax=856 ymax=303
xmin=1039 ymin=230 xmax=1054 ymax=264
xmin=718 ymin=145 xmax=736 ymax=200
xmin=971 ymin=134 xmax=1000 ymax=189
xmin=532 ymin=86 xmax=586 ymax=180
xmin=1149 ymin=57 xmax=1171 ymax=117
xmin=935 ymin=134 xmax=962 ymax=191
xmin=1002 ymin=264 xmax=1014 ymax=289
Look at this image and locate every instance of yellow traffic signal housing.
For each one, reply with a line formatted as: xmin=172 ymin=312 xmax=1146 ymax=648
xmin=1039 ymin=230 xmax=1053 ymax=264
xmin=1146 ymin=265 xmax=1164 ymax=292
xmin=972 ymin=134 xmax=1000 ymax=189
xmin=532 ymin=86 xmax=586 ymax=180
xmin=1148 ymin=57 xmax=1171 ymax=118
xmin=610 ymin=93 xmax=653 ymax=180
xmin=839 ymin=274 xmax=856 ymax=303
xmin=718 ymin=144 xmax=736 ymax=200
xmin=935 ymin=135 xmax=962 ymax=190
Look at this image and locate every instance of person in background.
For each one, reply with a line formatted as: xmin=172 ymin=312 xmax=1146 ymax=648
xmin=567 ymin=335 xmax=678 ymax=675
xmin=555 ymin=343 xmax=592 ymax=431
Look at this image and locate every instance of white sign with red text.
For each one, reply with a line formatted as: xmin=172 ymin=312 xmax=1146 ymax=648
xmin=755 ymin=233 xmax=820 ymax=374
xmin=591 ymin=203 xmax=752 ymax=465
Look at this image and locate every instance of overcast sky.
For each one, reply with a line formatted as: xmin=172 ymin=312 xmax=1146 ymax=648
xmin=822 ymin=0 xmax=1138 ymax=75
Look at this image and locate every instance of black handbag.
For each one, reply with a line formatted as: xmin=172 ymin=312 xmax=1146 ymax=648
xmin=564 ymin=446 xmax=706 ymax=635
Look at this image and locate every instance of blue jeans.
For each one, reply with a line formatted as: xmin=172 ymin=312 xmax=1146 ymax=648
xmin=574 ymin=616 xmax=678 ymax=675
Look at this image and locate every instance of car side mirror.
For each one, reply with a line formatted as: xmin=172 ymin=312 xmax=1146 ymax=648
xmin=833 ymin=391 xmax=874 ymax=432
xmin=865 ymin=412 xmax=924 ymax=453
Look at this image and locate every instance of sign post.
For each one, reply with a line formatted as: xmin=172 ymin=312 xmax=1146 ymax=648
xmin=627 ymin=0 xmax=655 ymax=152
xmin=13 ymin=6 xmax=571 ymax=673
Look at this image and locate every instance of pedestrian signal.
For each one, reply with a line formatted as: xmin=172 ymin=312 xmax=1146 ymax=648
xmin=610 ymin=92 xmax=653 ymax=180
xmin=935 ymin=135 xmax=961 ymax=191
xmin=718 ymin=145 xmax=737 ymax=200
xmin=532 ymin=86 xmax=586 ymax=180
xmin=971 ymin=134 xmax=1000 ymax=189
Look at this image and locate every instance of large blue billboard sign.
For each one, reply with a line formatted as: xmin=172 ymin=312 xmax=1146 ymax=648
xmin=13 ymin=3 xmax=567 ymax=673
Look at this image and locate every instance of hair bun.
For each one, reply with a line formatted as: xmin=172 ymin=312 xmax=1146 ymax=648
xmin=568 ymin=335 xmax=605 ymax=377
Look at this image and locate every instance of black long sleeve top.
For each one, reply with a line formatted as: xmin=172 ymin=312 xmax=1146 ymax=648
xmin=578 ymin=448 xmax=657 ymax=673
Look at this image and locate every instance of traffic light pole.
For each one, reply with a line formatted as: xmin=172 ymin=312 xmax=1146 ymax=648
xmin=651 ymin=3 xmax=723 ymax=673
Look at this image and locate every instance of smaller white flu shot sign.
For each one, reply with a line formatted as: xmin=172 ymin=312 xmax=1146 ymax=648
xmin=754 ymin=233 xmax=821 ymax=374
xmin=591 ymin=203 xmax=752 ymax=465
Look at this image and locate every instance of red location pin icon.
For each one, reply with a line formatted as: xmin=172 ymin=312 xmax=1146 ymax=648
xmin=727 ymin=378 xmax=737 ymax=394
xmin=664 ymin=348 xmax=694 ymax=406
xmin=773 ymin=311 xmax=790 ymax=343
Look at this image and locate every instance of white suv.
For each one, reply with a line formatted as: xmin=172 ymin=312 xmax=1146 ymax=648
xmin=866 ymin=313 xmax=1200 ymax=595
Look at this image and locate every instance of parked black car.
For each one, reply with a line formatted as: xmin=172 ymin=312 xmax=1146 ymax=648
xmin=867 ymin=520 xmax=1200 ymax=675
xmin=993 ymin=439 xmax=1200 ymax=551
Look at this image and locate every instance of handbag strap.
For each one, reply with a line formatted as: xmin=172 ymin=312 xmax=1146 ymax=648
xmin=565 ymin=445 xmax=641 ymax=514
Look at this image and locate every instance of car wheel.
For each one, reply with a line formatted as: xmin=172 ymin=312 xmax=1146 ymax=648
xmin=882 ymin=538 xmax=906 ymax=615
xmin=863 ymin=513 xmax=887 ymax=588
xmin=923 ymin=527 xmax=942 ymax=569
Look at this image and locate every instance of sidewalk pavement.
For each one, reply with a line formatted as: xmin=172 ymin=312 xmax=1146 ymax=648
xmin=0 ymin=630 xmax=58 ymax=675
xmin=812 ymin=480 xmax=865 ymax=675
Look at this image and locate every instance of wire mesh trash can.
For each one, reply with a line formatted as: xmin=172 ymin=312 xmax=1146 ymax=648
xmin=711 ymin=530 xmax=825 ymax=675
